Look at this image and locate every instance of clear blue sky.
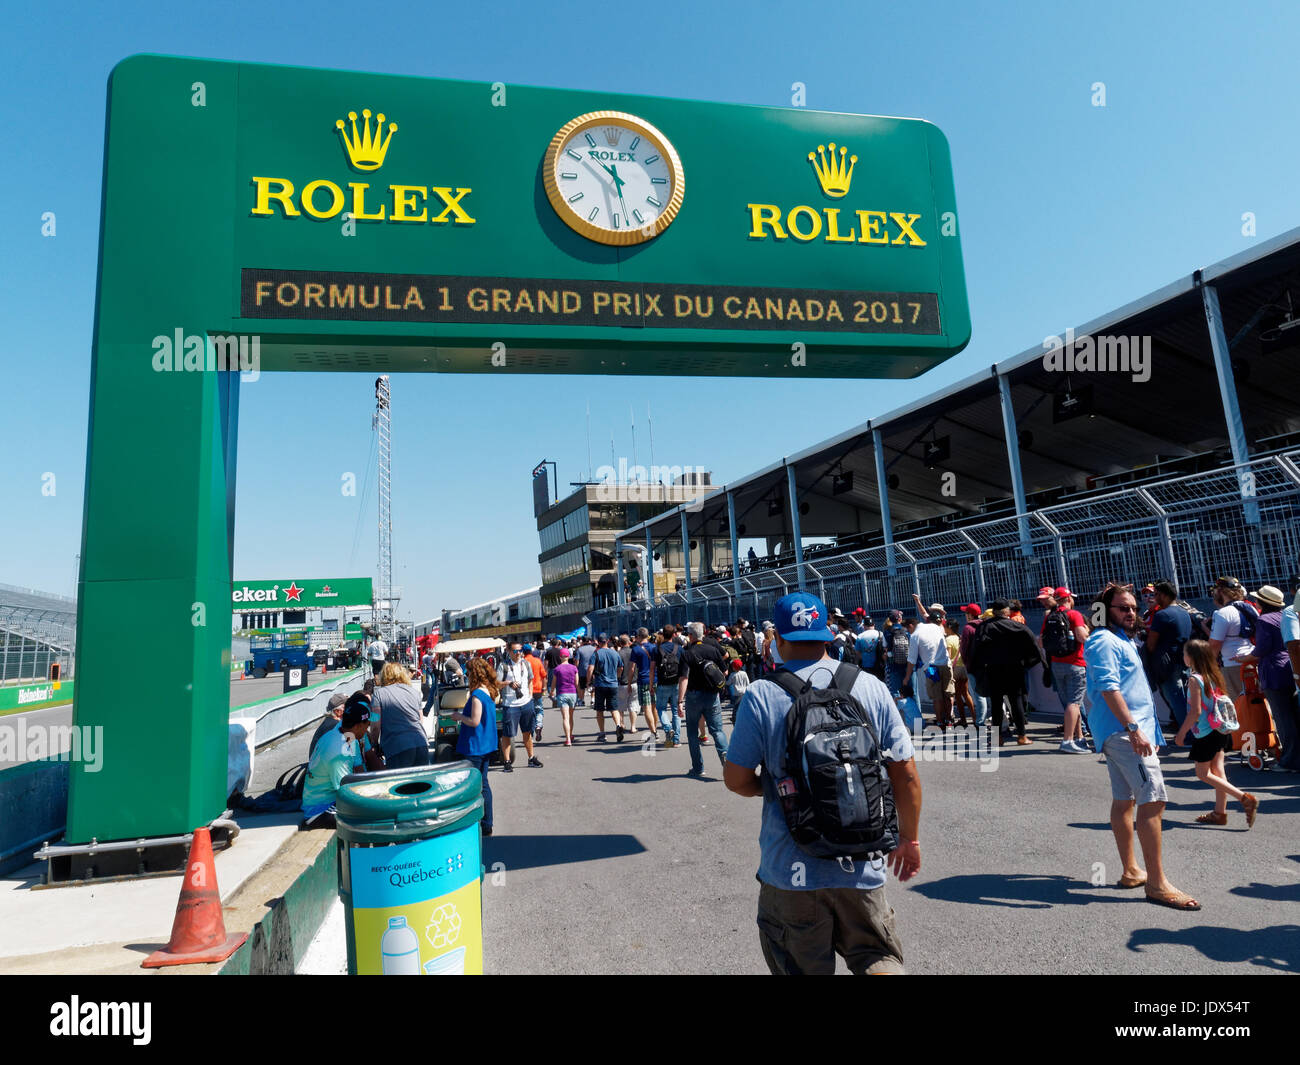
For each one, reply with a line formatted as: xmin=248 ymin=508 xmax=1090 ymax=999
xmin=4 ymin=0 xmax=1297 ymax=621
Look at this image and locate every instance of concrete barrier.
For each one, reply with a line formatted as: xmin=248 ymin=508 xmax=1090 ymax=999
xmin=1 ymin=669 xmax=364 ymax=875
xmin=0 ymin=759 xmax=70 ymax=876
xmin=218 ymin=830 xmax=338 ymax=975
xmin=233 ymin=669 xmax=365 ymax=748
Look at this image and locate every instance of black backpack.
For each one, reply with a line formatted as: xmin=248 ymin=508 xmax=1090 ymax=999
xmin=890 ymin=628 xmax=910 ymax=665
xmin=1234 ymin=600 xmax=1260 ymax=641
xmin=656 ymin=641 xmax=681 ymax=684
xmin=839 ymin=637 xmax=862 ymax=668
xmin=764 ymin=663 xmax=899 ymax=869
xmin=1042 ymin=608 xmax=1077 ymax=659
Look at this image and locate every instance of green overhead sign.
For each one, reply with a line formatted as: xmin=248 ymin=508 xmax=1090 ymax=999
xmin=231 ymin=577 xmax=373 ymax=608
xmin=69 ymin=54 xmax=970 ymax=845
xmin=154 ymin=54 xmax=966 ymax=379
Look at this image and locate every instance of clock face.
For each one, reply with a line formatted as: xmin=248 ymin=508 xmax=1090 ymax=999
xmin=543 ymin=111 xmax=685 ymax=245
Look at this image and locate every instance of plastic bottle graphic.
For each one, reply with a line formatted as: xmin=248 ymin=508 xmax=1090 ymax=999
xmin=380 ymin=916 xmax=421 ymax=975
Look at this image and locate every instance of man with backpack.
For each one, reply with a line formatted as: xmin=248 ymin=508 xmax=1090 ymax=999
xmin=855 ymin=616 xmax=886 ymax=682
xmin=1039 ymin=586 xmax=1091 ymax=753
xmin=1208 ymin=576 xmax=1259 ymax=701
xmin=651 ymin=624 xmax=683 ymax=747
xmin=885 ymin=612 xmax=911 ymax=695
xmin=724 ymin=591 xmax=922 ymax=975
xmin=676 ymin=622 xmax=731 ymax=777
xmin=903 ymin=601 xmax=953 ymax=727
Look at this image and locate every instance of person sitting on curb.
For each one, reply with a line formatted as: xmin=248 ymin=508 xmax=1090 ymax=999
xmin=300 ymin=691 xmax=373 ymax=831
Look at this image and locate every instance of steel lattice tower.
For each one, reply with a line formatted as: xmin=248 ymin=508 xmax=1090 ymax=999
xmin=374 ymin=376 xmax=394 ymax=643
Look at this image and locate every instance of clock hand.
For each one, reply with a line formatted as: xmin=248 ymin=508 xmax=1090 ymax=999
xmin=607 ymin=164 xmax=632 ymax=225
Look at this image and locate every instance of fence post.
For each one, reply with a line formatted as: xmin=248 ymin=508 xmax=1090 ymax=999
xmin=996 ymin=370 xmax=1033 ymax=557
xmin=615 ymin=537 xmax=626 ymax=606
xmin=871 ymin=426 xmax=897 ymax=577
xmin=955 ymin=529 xmax=987 ymax=606
xmin=1135 ymin=487 xmax=1179 ymax=590
xmin=896 ymin=544 xmax=921 ymax=601
xmin=1031 ymin=511 xmax=1069 ymax=589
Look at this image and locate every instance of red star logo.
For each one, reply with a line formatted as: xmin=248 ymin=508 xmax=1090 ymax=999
xmin=322 ymin=585 xmax=332 ymax=593
xmin=283 ymin=582 xmax=304 ymax=602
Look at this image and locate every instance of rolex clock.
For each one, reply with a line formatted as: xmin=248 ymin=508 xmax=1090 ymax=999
xmin=543 ymin=111 xmax=685 ymax=245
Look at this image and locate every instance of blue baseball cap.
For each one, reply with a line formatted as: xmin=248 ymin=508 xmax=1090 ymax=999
xmin=773 ymin=592 xmax=833 ymax=642
xmin=522 ymin=644 xmax=533 ymax=654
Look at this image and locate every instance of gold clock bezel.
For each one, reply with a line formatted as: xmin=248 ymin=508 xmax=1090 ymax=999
xmin=542 ymin=110 xmax=686 ymax=246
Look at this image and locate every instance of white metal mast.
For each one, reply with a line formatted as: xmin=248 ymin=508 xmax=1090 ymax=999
xmin=374 ymin=376 xmax=394 ymax=643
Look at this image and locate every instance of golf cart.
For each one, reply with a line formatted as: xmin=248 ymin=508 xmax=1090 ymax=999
xmin=423 ymin=637 xmax=506 ymax=763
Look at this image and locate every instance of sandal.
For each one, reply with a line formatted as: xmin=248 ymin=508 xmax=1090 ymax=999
xmin=1117 ymin=873 xmax=1147 ymax=889
xmin=1240 ymin=792 xmax=1258 ymax=829
xmin=1195 ymin=811 xmax=1228 ymax=826
xmin=1145 ymin=890 xmax=1201 ymax=911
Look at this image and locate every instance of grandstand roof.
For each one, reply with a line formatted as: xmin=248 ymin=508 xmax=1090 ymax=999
xmin=623 ymin=225 xmax=1300 ymax=549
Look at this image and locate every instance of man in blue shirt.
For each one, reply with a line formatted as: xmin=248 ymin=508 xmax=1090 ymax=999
xmin=301 ymin=692 xmax=372 ymax=830
xmin=1084 ymin=583 xmax=1199 ymax=911
xmin=586 ymin=634 xmax=626 ymax=742
xmin=724 ymin=592 xmax=922 ymax=974
xmin=629 ymin=628 xmax=657 ymax=737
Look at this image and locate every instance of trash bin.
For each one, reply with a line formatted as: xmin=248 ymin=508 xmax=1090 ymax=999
xmin=335 ymin=762 xmax=485 ymax=975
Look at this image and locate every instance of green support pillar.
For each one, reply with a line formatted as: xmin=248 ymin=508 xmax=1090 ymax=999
xmin=69 ymin=56 xmax=241 ymax=842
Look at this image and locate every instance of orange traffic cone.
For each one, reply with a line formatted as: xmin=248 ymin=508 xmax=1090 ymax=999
xmin=142 ymin=827 xmax=248 ymax=968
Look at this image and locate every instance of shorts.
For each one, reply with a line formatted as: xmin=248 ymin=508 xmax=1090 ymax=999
xmin=756 ymin=882 xmax=905 ymax=976
xmin=1051 ymin=662 xmax=1087 ymax=707
xmin=501 ymin=700 xmax=536 ymax=738
xmin=557 ymin=693 xmax=576 ymax=710
xmin=618 ymin=683 xmax=638 ymax=715
xmin=1102 ymin=732 xmax=1168 ymax=805
xmin=1188 ymin=729 xmax=1233 ymax=763
xmin=924 ymin=665 xmax=954 ymax=704
xmin=638 ymin=686 xmax=653 ymax=709
xmin=593 ymin=687 xmax=617 ymax=715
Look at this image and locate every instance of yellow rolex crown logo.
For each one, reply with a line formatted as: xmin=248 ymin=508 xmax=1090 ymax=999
xmin=807 ymin=143 xmax=857 ymax=198
xmin=335 ymin=108 xmax=397 ymax=171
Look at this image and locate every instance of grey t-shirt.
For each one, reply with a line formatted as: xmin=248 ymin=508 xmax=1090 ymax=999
xmin=372 ymin=682 xmax=427 ymax=758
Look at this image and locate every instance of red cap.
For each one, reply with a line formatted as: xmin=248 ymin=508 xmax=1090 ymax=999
xmin=731 ymin=658 xmax=743 ymax=670
xmin=1054 ymin=587 xmax=1073 ymax=599
xmin=962 ymin=603 xmax=981 ymax=616
xmin=852 ymin=607 xmax=866 ymax=616
xmin=1036 ymin=587 xmax=1055 ymax=600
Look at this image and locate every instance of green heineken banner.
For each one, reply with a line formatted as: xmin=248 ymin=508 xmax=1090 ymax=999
xmin=232 ymin=577 xmax=373 ymax=608
xmin=0 ymin=680 xmax=75 ymax=716
xmin=69 ymin=54 xmax=970 ymax=844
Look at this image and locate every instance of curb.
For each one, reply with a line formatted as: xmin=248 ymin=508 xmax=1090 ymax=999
xmin=218 ymin=830 xmax=339 ymax=975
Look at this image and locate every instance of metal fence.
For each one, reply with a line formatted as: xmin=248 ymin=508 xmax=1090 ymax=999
xmin=0 ymin=584 xmax=76 ymax=684
xmin=590 ymin=450 xmax=1300 ymax=633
